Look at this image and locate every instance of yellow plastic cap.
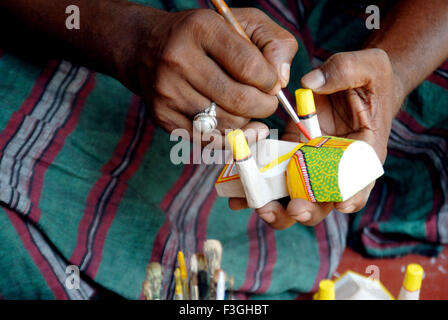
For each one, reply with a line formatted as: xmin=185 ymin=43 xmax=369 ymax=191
xmin=177 ymin=251 xmax=187 ymax=280
xmin=227 ymin=129 xmax=251 ymax=161
xmin=174 ymin=268 xmax=183 ymax=294
xmin=317 ymin=279 xmax=335 ymax=300
xmin=403 ymin=264 xmax=424 ymax=292
xmin=295 ymin=88 xmax=316 ymax=117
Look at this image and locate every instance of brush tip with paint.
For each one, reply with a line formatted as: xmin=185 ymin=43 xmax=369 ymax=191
xmin=145 ymin=262 xmax=163 ymax=300
xmin=197 ymin=253 xmax=207 ymax=271
xmin=190 ymin=254 xmax=198 ymax=275
xmin=204 ymin=239 xmax=223 ymax=274
xmin=142 ymin=280 xmax=152 ymax=300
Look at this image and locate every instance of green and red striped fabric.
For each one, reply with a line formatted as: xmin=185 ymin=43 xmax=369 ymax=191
xmin=0 ymin=0 xmax=447 ymax=299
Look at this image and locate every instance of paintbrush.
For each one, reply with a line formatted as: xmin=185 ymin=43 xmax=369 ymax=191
xmin=215 ymin=269 xmax=226 ymax=300
xmin=210 ymin=0 xmax=312 ymax=141
xmin=190 ymin=254 xmax=199 ymax=300
xmin=228 ymin=276 xmax=236 ymax=300
xmin=197 ymin=253 xmax=209 ymax=300
xmin=204 ymin=239 xmax=223 ymax=300
xmin=142 ymin=279 xmax=152 ymax=300
xmin=174 ymin=268 xmax=184 ymax=300
xmin=145 ymin=262 xmax=163 ymax=300
xmin=177 ymin=251 xmax=190 ymax=300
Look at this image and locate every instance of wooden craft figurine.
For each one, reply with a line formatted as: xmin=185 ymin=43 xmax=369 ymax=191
xmin=215 ymin=90 xmax=384 ymax=209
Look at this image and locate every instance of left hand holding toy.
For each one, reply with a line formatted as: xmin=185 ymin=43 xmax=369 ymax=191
xmin=229 ymin=49 xmax=405 ymax=229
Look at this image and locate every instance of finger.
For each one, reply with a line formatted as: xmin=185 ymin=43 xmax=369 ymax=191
xmin=152 ymin=103 xmax=194 ymax=136
xmin=256 ymin=200 xmax=296 ymax=230
xmin=301 ymin=49 xmax=388 ymax=94
xmin=241 ymin=121 xmax=270 ymax=145
xmin=198 ymin=10 xmax=280 ymax=94
xmin=334 ymin=182 xmax=375 ymax=213
xmin=286 ymin=198 xmax=334 ymax=227
xmin=185 ymin=50 xmax=278 ymax=119
xmin=233 ymin=8 xmax=299 ymax=88
xmin=154 ymin=69 xmax=251 ymax=131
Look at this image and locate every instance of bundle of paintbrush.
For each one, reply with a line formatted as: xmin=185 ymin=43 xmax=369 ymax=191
xmin=143 ymin=239 xmax=234 ymax=300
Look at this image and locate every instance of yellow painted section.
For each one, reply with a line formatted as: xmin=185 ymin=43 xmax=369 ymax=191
xmin=227 ymin=130 xmax=251 ymax=161
xmin=403 ymin=264 xmax=423 ymax=292
xmin=295 ymin=88 xmax=316 ymax=117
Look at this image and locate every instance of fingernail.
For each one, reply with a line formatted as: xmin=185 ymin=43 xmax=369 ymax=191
xmin=260 ymin=212 xmax=276 ymax=224
xmin=258 ymin=127 xmax=270 ymax=138
xmin=301 ymin=69 xmax=325 ymax=90
xmin=280 ymin=63 xmax=291 ymax=87
xmin=296 ymin=211 xmax=311 ymax=222
xmin=339 ymin=205 xmax=356 ymax=213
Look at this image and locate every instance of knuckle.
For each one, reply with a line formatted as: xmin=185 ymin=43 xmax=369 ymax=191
xmin=218 ymin=115 xmax=248 ymax=131
xmin=371 ymin=48 xmax=389 ymax=64
xmin=329 ymin=53 xmax=354 ymax=77
xmin=246 ymin=7 xmax=265 ymax=18
xmin=276 ymin=34 xmax=299 ymax=54
xmin=160 ymin=44 xmax=185 ymax=72
xmin=184 ymin=9 xmax=218 ymax=34
xmin=239 ymin=53 xmax=262 ymax=82
xmin=153 ymin=74 xmax=171 ymax=100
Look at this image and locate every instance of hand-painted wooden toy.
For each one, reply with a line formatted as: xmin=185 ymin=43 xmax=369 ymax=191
xmin=215 ymin=89 xmax=384 ymax=209
xmin=215 ymin=130 xmax=384 ymax=209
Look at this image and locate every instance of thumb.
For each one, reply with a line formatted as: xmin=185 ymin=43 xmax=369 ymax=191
xmin=301 ymin=50 xmax=377 ymax=94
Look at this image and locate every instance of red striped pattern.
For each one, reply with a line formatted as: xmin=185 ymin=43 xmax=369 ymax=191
xmin=29 ymin=72 xmax=96 ymax=223
xmin=0 ymin=61 xmax=59 ymax=156
xmin=71 ymin=95 xmax=155 ymax=277
xmin=239 ymin=212 xmax=277 ymax=294
xmin=5 ymin=209 xmax=68 ymax=299
xmin=310 ymin=221 xmax=330 ymax=292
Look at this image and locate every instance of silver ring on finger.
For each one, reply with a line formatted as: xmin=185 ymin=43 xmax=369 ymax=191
xmin=193 ymin=102 xmax=218 ymax=133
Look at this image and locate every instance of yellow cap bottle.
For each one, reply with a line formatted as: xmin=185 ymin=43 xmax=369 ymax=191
xmin=314 ymin=279 xmax=335 ymax=300
xmin=398 ymin=263 xmax=423 ymax=300
xmin=295 ymin=88 xmax=316 ymax=117
xmin=227 ymin=129 xmax=251 ymax=161
xmin=294 ymin=89 xmax=321 ymax=140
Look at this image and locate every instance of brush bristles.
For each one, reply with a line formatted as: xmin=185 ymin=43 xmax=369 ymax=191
xmin=204 ymin=239 xmax=222 ymax=276
xmin=190 ymin=254 xmax=198 ymax=275
xmin=213 ymin=269 xmax=221 ymax=285
xmin=228 ymin=276 xmax=235 ymax=300
xmin=197 ymin=253 xmax=207 ymax=272
xmin=143 ymin=280 xmax=152 ymax=300
xmin=146 ymin=262 xmax=162 ymax=278
xmin=145 ymin=262 xmax=163 ymax=300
